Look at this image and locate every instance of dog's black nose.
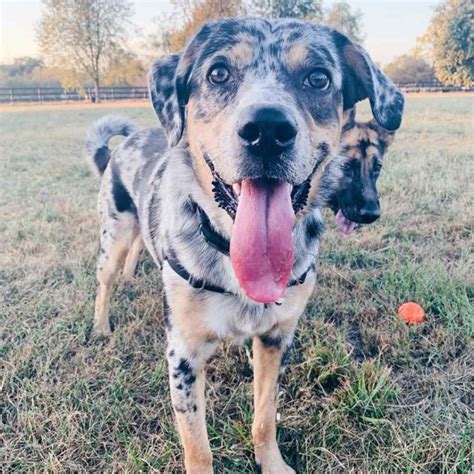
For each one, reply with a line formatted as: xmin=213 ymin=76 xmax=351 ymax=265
xmin=238 ymin=106 xmax=297 ymax=155
xmin=358 ymin=203 xmax=381 ymax=224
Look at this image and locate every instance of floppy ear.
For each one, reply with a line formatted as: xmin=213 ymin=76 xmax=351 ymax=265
xmin=333 ymin=31 xmax=404 ymax=131
xmin=148 ymin=54 xmax=184 ymax=147
xmin=368 ymin=119 xmax=395 ymax=149
xmin=148 ymin=23 xmax=213 ymax=147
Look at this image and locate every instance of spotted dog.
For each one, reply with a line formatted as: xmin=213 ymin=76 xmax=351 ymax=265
xmin=86 ymin=18 xmax=403 ymax=474
xmin=320 ymin=108 xmax=396 ymax=235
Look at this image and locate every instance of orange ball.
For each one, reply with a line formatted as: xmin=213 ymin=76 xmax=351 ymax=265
xmin=398 ymin=302 xmax=425 ymax=324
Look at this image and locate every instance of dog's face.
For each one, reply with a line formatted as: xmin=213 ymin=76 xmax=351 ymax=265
xmin=150 ymin=18 xmax=403 ymax=186
xmin=331 ymin=111 xmax=395 ymax=234
xmin=149 ymin=18 xmax=404 ymax=303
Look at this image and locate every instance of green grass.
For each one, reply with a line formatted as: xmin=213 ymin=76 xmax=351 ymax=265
xmin=1 ymin=96 xmax=473 ymax=472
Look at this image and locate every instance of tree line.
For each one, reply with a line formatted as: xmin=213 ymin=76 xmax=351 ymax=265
xmin=1 ymin=0 xmax=471 ymax=100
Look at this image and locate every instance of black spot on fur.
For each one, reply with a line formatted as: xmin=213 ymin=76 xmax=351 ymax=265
xmin=163 ymin=293 xmax=171 ymax=330
xmin=358 ymin=139 xmax=372 ymax=160
xmin=111 ymin=165 xmax=137 ymax=216
xmin=93 ymin=146 xmax=110 ymax=175
xmin=305 ymin=214 xmax=322 ymax=246
xmin=175 ymin=358 xmax=196 ymax=385
xmin=259 ymin=334 xmax=282 ymax=349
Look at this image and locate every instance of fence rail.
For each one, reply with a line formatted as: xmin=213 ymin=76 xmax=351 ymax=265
xmin=0 ymin=83 xmax=472 ymax=104
xmin=395 ymin=81 xmax=472 ymax=93
xmin=0 ymin=86 xmax=149 ymax=104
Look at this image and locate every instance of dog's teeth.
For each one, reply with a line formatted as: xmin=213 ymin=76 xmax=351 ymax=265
xmin=233 ymin=183 xmax=241 ymax=197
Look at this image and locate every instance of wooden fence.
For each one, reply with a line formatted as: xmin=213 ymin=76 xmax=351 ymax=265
xmin=396 ymin=81 xmax=472 ymax=93
xmin=0 ymin=86 xmax=149 ymax=104
xmin=0 ymin=82 xmax=472 ymax=104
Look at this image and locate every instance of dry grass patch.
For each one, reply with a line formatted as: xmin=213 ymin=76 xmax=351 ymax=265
xmin=1 ymin=96 xmax=473 ymax=472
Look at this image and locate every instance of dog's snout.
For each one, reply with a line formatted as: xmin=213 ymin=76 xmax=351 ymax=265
xmin=238 ymin=106 xmax=298 ymax=154
xmin=358 ymin=202 xmax=381 ymax=224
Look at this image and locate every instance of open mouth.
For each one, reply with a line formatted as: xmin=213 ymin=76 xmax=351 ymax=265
xmin=205 ymin=154 xmax=315 ymax=220
xmin=204 ymin=154 xmax=317 ymax=303
xmin=335 ymin=210 xmax=359 ymax=235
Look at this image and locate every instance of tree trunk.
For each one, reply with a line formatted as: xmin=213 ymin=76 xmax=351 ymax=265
xmin=94 ymin=78 xmax=100 ymax=103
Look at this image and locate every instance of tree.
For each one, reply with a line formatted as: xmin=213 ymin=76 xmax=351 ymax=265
xmin=421 ymin=0 xmax=473 ymax=87
xmin=5 ymin=57 xmax=44 ymax=77
xmin=152 ymin=0 xmax=244 ymax=53
xmin=384 ymin=54 xmax=435 ymax=84
xmin=37 ymin=0 xmax=133 ymax=101
xmin=170 ymin=0 xmax=244 ymax=52
xmin=253 ymin=0 xmax=323 ymax=21
xmin=149 ymin=0 xmax=365 ymax=56
xmin=103 ymin=53 xmax=145 ymax=86
xmin=324 ymin=1 xmax=364 ymax=44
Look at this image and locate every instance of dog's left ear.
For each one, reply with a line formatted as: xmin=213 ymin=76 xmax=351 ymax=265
xmin=333 ymin=32 xmax=404 ymax=131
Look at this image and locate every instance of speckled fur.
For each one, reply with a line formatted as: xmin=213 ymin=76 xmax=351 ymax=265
xmin=85 ymin=18 xmax=403 ymax=474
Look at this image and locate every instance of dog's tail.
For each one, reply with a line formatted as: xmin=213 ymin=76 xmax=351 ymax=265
xmin=85 ymin=115 xmax=138 ymax=177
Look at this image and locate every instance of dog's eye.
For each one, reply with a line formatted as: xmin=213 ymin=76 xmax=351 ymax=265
xmin=208 ymin=65 xmax=231 ymax=85
xmin=373 ymin=160 xmax=382 ymax=173
xmin=305 ymin=70 xmax=331 ymax=90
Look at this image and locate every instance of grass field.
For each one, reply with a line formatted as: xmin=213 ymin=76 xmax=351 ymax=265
xmin=1 ymin=95 xmax=473 ymax=473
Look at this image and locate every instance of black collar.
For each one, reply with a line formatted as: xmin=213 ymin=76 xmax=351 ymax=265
xmin=164 ymin=201 xmax=315 ymax=298
xmin=197 ymin=206 xmax=230 ymax=256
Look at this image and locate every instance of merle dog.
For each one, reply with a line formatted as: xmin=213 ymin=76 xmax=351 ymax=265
xmin=86 ymin=18 xmax=403 ymax=473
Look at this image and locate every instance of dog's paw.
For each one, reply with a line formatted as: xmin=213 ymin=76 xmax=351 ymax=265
xmin=255 ymin=452 xmax=295 ymax=474
xmin=92 ymin=322 xmax=112 ymax=337
xmin=258 ymin=463 xmax=295 ymax=474
xmin=121 ymin=273 xmax=137 ymax=285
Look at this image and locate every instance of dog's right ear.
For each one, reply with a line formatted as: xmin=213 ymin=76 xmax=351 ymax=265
xmin=149 ymin=24 xmax=213 ymax=147
xmin=148 ymin=54 xmax=184 ymax=147
xmin=342 ymin=107 xmax=356 ymax=131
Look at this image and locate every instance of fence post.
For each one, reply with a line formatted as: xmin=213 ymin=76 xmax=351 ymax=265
xmin=37 ymin=88 xmax=42 ymax=103
xmin=10 ymin=88 xmax=14 ymax=104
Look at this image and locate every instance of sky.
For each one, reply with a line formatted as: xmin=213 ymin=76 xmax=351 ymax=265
xmin=0 ymin=0 xmax=437 ymax=65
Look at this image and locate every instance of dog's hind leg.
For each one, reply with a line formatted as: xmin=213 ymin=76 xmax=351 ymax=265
xmin=122 ymin=234 xmax=144 ymax=282
xmin=252 ymin=332 xmax=296 ymax=474
xmin=94 ymin=208 xmax=138 ymax=336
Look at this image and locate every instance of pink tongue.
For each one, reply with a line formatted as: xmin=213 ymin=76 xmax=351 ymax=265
xmin=335 ymin=210 xmax=357 ymax=235
xmin=230 ymin=179 xmax=295 ymax=303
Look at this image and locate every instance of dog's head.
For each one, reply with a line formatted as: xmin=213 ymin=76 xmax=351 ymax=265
xmin=330 ymin=109 xmax=395 ymax=235
xmin=149 ymin=18 xmax=404 ymax=303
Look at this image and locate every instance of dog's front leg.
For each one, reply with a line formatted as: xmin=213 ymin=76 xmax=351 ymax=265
xmin=252 ymin=333 xmax=295 ymax=474
xmin=165 ymin=295 xmax=218 ymax=474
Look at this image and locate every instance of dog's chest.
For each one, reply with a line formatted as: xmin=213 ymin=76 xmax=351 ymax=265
xmin=198 ymin=279 xmax=316 ymax=343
